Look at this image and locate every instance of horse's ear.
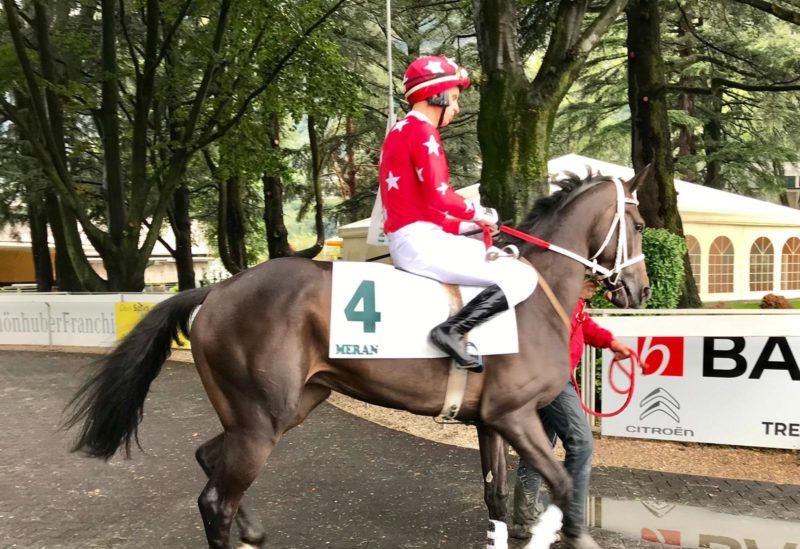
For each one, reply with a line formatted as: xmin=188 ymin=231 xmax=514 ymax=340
xmin=625 ymin=163 xmax=653 ymax=193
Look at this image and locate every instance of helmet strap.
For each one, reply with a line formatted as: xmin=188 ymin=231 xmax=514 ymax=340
xmin=437 ymin=107 xmax=446 ymax=128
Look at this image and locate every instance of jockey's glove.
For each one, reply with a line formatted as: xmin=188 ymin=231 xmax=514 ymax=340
xmin=472 ymin=205 xmax=499 ymax=226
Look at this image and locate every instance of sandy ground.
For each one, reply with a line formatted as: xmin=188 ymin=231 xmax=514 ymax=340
xmin=8 ymin=345 xmax=797 ymax=486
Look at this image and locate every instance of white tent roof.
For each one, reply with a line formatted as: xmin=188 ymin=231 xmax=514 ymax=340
xmin=552 ymin=154 xmax=800 ymax=227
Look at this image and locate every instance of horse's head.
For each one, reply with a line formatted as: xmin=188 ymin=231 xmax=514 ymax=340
xmin=587 ymin=167 xmax=652 ymax=309
xmin=507 ymin=166 xmax=653 ymax=309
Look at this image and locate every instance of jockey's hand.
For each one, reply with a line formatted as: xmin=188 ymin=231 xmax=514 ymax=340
xmin=609 ymin=339 xmax=632 ymax=361
xmin=473 ymin=205 xmax=499 ymax=227
xmin=458 ymin=221 xmax=480 ymax=235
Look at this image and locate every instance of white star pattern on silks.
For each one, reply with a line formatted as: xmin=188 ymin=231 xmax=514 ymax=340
xmin=423 ymin=135 xmax=440 ymax=156
xmin=424 ymin=60 xmax=444 ymax=74
xmin=436 ymin=182 xmax=449 ymax=195
xmin=393 ymin=118 xmax=409 ymax=132
xmin=416 ymin=167 xmax=424 ymax=181
xmin=385 ymin=171 xmax=400 ymax=191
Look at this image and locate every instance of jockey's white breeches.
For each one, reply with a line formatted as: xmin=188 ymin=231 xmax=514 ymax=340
xmin=387 ymin=222 xmax=538 ymax=307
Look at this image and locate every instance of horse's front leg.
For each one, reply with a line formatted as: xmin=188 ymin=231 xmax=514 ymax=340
xmin=476 ymin=423 xmax=510 ymax=549
xmin=488 ymin=404 xmax=571 ymax=549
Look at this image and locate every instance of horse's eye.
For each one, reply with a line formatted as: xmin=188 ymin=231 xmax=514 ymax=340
xmin=634 ymin=223 xmax=644 ymax=233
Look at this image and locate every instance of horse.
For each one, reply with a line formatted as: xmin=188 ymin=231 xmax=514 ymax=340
xmin=64 ymin=168 xmax=650 ymax=549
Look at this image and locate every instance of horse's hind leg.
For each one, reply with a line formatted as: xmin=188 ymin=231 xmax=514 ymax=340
xmin=196 ymin=434 xmax=266 ymax=546
xmin=477 ymin=424 xmax=510 ymax=547
xmin=198 ymin=429 xmax=276 ymax=549
xmin=196 ymin=384 xmax=331 ymax=549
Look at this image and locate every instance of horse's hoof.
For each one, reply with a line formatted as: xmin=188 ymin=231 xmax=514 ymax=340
xmin=561 ymin=533 xmax=601 ymax=549
xmin=238 ymin=532 xmax=266 ymax=548
xmin=487 ymin=519 xmax=508 ymax=548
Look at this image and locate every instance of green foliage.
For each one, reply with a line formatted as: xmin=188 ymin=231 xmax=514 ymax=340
xmin=640 ymin=228 xmax=686 ymax=309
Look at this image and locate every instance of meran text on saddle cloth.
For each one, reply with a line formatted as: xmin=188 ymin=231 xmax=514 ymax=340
xmin=330 ymin=262 xmax=519 ymax=359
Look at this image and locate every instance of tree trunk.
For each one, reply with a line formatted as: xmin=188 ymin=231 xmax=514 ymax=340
xmin=626 ymin=0 xmax=702 ymax=307
xmin=28 ymin=190 xmax=53 ymax=291
xmin=702 ymin=85 xmax=723 ymax=189
xmin=217 ymin=174 xmax=248 ymax=274
xmin=263 ymin=113 xmax=293 ymax=259
xmin=475 ymin=0 xmax=629 ymax=221
xmin=293 ymin=115 xmax=325 ymax=259
xmin=46 ymin=194 xmax=92 ymax=292
xmin=474 ymin=0 xmax=541 ymax=222
xmin=171 ymin=183 xmax=196 ymax=290
xmin=674 ymin=10 xmax=698 ymax=180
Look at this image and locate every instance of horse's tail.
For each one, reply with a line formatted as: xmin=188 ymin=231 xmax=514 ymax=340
xmin=63 ymin=286 xmax=212 ymax=460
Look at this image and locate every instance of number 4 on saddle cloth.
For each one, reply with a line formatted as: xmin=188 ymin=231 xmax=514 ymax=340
xmin=329 ymin=262 xmax=518 ymax=359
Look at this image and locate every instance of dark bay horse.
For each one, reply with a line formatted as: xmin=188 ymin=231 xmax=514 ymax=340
xmin=64 ymin=169 xmax=650 ymax=549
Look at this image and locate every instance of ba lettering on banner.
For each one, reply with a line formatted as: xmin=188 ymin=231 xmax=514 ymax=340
xmin=599 ymin=317 xmax=800 ymax=450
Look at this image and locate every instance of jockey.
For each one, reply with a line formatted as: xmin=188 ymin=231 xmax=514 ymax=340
xmin=378 ymin=55 xmax=537 ymax=371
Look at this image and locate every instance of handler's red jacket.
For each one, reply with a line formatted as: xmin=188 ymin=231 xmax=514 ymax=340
xmin=378 ymin=111 xmax=475 ymax=234
xmin=570 ymin=300 xmax=614 ymax=368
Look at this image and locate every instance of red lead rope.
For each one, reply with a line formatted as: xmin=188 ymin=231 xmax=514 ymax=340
xmin=571 ymin=351 xmax=640 ymax=418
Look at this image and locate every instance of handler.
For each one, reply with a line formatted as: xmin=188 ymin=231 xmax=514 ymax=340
xmin=378 ymin=55 xmax=537 ymax=371
xmin=509 ymin=278 xmax=633 ymax=548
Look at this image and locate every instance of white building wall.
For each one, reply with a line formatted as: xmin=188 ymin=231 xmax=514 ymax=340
xmin=683 ymin=221 xmax=800 ymax=302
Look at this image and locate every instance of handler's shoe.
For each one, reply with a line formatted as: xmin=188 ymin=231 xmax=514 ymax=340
xmin=429 ymin=284 xmax=509 ymax=371
xmin=508 ymin=522 xmax=532 ymax=540
xmin=562 ymin=533 xmax=602 ymax=549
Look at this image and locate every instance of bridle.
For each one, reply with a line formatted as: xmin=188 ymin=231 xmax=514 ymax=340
xmin=495 ymin=178 xmax=645 ymax=285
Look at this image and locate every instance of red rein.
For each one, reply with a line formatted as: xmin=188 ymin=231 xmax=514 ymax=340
xmin=481 ymin=224 xmax=552 ymax=251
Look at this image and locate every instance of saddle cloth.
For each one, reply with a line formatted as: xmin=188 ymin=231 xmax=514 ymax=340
xmin=329 ymin=262 xmax=518 ymax=359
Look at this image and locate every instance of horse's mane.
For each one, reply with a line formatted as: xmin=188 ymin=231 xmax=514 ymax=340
xmin=497 ymin=170 xmax=612 ymax=246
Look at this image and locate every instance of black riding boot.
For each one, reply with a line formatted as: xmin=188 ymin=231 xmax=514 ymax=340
xmin=429 ymin=284 xmax=509 ymax=371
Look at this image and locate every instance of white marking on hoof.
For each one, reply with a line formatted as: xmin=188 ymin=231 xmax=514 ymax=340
xmin=238 ymin=544 xmax=259 ymax=549
xmin=487 ymin=519 xmax=508 ymax=549
xmin=521 ymin=505 xmax=563 ymax=549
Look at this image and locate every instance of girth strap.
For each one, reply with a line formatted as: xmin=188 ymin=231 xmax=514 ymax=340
xmin=437 ymin=284 xmax=470 ymax=421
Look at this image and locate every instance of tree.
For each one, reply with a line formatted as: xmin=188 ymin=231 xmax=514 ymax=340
xmin=626 ymin=0 xmax=701 ymax=307
xmin=0 ymin=0 xmax=346 ymax=291
xmin=473 ymin=0 xmax=629 ymax=222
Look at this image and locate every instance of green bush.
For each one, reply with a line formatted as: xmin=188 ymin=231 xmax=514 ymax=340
xmin=640 ymin=228 xmax=686 ymax=309
xmin=589 ymin=227 xmax=686 ymax=309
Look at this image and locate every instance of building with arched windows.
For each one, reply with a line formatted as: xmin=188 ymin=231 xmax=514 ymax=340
xmin=339 ymin=154 xmax=800 ymax=303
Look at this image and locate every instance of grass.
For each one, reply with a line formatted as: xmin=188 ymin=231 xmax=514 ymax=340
xmin=704 ymin=299 xmax=800 ymax=309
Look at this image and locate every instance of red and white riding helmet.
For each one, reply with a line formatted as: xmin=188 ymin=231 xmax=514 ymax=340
xmin=403 ymin=55 xmax=470 ymax=106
